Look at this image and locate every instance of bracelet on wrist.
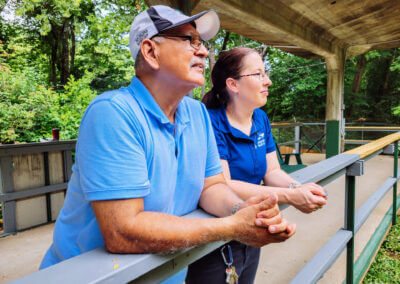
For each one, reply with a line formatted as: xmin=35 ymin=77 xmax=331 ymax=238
xmin=231 ymin=202 xmax=242 ymax=215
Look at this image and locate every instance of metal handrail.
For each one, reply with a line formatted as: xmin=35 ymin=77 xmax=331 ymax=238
xmin=10 ymin=133 xmax=400 ymax=283
xmin=291 ymin=132 xmax=400 ymax=284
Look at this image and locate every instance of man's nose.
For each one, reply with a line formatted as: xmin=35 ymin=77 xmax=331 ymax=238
xmin=194 ymin=43 xmax=209 ymax=58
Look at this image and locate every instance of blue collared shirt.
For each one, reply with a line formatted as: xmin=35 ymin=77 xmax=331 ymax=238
xmin=40 ymin=76 xmax=222 ymax=270
xmin=208 ymin=107 xmax=276 ymax=184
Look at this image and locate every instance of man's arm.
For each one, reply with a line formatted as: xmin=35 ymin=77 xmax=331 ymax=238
xmin=91 ymin=174 xmax=295 ymax=254
xmin=91 ymin=198 xmax=234 ymax=254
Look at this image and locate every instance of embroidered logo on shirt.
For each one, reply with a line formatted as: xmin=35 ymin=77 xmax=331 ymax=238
xmin=256 ymin=133 xmax=265 ymax=148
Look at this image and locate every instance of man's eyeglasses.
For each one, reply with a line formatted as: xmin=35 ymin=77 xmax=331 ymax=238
xmin=153 ymin=34 xmax=204 ymax=50
xmin=234 ymin=72 xmax=270 ymax=81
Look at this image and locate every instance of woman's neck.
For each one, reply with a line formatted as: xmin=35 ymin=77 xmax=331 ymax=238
xmin=225 ymin=102 xmax=254 ymax=136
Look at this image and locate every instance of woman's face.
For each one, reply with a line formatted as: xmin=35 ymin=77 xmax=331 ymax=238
xmin=234 ymin=52 xmax=272 ymax=109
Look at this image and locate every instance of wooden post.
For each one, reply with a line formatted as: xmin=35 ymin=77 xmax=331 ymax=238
xmin=0 ymin=156 xmax=16 ymax=233
xmin=295 ymin=125 xmax=301 ymax=154
xmin=178 ymin=0 xmax=191 ymax=15
xmin=325 ymin=49 xmax=345 ymax=158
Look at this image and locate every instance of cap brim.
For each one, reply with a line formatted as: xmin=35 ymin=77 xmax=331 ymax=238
xmin=159 ymin=10 xmax=220 ymax=41
xmin=194 ymin=10 xmax=220 ymax=40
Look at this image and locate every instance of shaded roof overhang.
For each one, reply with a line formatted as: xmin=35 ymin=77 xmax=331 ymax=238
xmin=145 ymin=0 xmax=400 ymax=58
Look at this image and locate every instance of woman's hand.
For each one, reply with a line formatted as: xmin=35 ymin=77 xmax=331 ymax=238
xmin=287 ymin=183 xmax=328 ymax=213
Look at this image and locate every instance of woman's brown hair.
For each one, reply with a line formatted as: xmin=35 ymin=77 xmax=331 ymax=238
xmin=202 ymin=47 xmax=257 ymax=109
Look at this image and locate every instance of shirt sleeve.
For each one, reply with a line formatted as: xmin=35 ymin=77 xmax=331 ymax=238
xmin=263 ymin=112 xmax=276 ymax=154
xmin=212 ymin=126 xmax=230 ymax=160
xmin=76 ymin=99 xmax=150 ymax=201
xmin=202 ymin=106 xmax=223 ymax=178
xmin=207 ymin=109 xmax=230 ymax=160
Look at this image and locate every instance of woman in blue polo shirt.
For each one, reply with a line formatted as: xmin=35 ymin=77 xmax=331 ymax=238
xmin=186 ymin=47 xmax=328 ymax=284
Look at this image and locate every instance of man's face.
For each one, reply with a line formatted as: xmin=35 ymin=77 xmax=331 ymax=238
xmin=153 ymin=24 xmax=209 ymax=88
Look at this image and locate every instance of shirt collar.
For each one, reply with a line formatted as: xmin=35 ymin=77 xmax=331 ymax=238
xmin=175 ymin=99 xmax=190 ymax=125
xmin=219 ymin=107 xmax=258 ymax=139
xmin=128 ymin=76 xmax=190 ymax=126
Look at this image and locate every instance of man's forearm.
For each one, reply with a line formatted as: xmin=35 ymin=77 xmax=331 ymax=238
xmin=105 ymin=211 xmax=235 ymax=254
xmin=94 ymin=192 xmax=294 ymax=255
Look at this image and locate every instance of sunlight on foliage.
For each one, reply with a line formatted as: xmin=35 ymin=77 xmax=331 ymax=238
xmin=364 ymin=216 xmax=400 ymax=283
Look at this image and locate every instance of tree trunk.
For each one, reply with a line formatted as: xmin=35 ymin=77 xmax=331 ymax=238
xmin=208 ymin=41 xmax=216 ymax=86
xmin=70 ymin=23 xmax=75 ymax=74
xmin=382 ymin=49 xmax=397 ymax=95
xmin=261 ymin=45 xmax=269 ymax=61
xmin=49 ymin=30 xmax=58 ymax=88
xmin=60 ymin=19 xmax=70 ymax=85
xmin=352 ymin=54 xmax=367 ymax=94
xmin=221 ymin=31 xmax=230 ymax=51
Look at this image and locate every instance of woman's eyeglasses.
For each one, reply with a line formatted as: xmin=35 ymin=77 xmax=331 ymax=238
xmin=153 ymin=34 xmax=204 ymax=50
xmin=234 ymin=72 xmax=270 ymax=81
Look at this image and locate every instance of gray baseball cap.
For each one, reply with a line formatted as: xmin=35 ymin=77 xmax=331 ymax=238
xmin=129 ymin=5 xmax=220 ymax=60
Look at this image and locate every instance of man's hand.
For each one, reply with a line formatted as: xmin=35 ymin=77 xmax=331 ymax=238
xmin=287 ymin=183 xmax=328 ymax=213
xmin=229 ymin=193 xmax=296 ymax=247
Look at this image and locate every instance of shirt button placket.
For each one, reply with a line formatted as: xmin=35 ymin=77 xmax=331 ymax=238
xmin=251 ymin=140 xmax=257 ymax=175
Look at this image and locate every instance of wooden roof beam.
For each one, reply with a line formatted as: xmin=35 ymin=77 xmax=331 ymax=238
xmin=193 ymin=0 xmax=341 ymax=58
xmin=146 ymin=0 xmax=344 ymax=58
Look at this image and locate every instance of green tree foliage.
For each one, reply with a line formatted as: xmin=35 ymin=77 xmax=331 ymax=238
xmin=0 ymin=66 xmax=96 ymax=143
xmin=75 ymin=1 xmax=138 ymax=92
xmin=5 ymin=0 xmax=144 ymax=89
xmin=364 ymin=215 xmax=400 ymax=282
xmin=0 ymin=0 xmax=142 ymax=143
xmin=58 ymin=73 xmax=97 ymax=139
xmin=13 ymin=0 xmax=96 ymax=87
xmin=1 ymin=0 xmax=400 ymax=144
xmin=266 ymin=50 xmax=327 ymax=121
xmin=0 ymin=67 xmax=59 ymax=142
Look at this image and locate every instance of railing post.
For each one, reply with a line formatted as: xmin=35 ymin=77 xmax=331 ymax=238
xmin=43 ymin=152 xmax=52 ymax=222
xmin=278 ymin=128 xmax=281 ymax=145
xmin=393 ymin=141 xmax=398 ymax=225
xmin=295 ymin=125 xmax=301 ymax=154
xmin=345 ymin=174 xmax=355 ymax=284
xmin=345 ymin=160 xmax=364 ymax=284
xmin=0 ymin=156 xmax=16 ymax=234
xmin=63 ymin=150 xmax=73 ymax=182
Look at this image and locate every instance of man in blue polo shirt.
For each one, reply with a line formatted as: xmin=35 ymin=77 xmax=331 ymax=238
xmin=40 ymin=5 xmax=296 ymax=282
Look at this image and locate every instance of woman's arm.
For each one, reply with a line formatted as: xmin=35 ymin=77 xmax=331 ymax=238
xmin=222 ymin=152 xmax=328 ymax=213
xmin=263 ymin=151 xmax=299 ymax=187
xmin=220 ymin=159 xmax=291 ymax=204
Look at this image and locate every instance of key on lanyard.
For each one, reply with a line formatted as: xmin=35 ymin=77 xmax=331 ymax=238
xmin=221 ymin=245 xmax=239 ymax=284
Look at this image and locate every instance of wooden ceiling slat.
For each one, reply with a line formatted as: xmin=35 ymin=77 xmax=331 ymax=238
xmin=145 ymin=0 xmax=400 ymax=58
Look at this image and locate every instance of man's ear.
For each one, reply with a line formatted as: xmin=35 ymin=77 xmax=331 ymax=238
xmin=226 ymin=77 xmax=239 ymax=94
xmin=140 ymin=39 xmax=160 ymax=70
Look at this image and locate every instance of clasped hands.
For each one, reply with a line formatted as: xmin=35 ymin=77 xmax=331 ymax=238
xmin=288 ymin=183 xmax=328 ymax=213
xmin=230 ymin=193 xmax=296 ymax=247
